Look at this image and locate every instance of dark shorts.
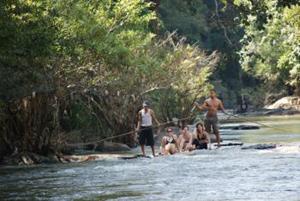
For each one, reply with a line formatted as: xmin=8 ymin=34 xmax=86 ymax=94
xmin=204 ymin=116 xmax=219 ymax=135
xmin=192 ymin=139 xmax=208 ymax=149
xmin=138 ymin=126 xmax=154 ymax=146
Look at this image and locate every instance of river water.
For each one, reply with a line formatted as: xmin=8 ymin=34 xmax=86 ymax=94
xmin=1 ymin=116 xmax=300 ymax=201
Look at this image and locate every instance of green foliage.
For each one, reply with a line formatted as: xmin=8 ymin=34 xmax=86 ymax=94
xmin=158 ymin=0 xmax=245 ymax=105
xmin=237 ymin=0 xmax=300 ymax=94
xmin=158 ymin=0 xmax=209 ymax=45
xmin=0 ymin=0 xmax=219 ymax=154
xmin=147 ymin=37 xmax=219 ymax=120
xmin=0 ymin=0 xmax=57 ymax=99
xmin=52 ymin=0 xmax=219 ymax=133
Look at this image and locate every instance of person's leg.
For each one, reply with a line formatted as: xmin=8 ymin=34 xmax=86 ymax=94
xmin=186 ymin=143 xmax=194 ymax=151
xmin=165 ymin=143 xmax=171 ymax=155
xmin=204 ymin=119 xmax=212 ymax=134
xmin=215 ymin=131 xmax=220 ymax=147
xmin=148 ymin=128 xmax=155 ymax=157
xmin=151 ymin=145 xmax=156 ymax=157
xmin=212 ymin=119 xmax=220 ymax=147
xmin=192 ymin=139 xmax=199 ymax=150
xmin=177 ymin=135 xmax=182 ymax=152
xmin=183 ymin=142 xmax=188 ymax=152
xmin=178 ymin=136 xmax=184 ymax=152
xmin=139 ymin=129 xmax=146 ymax=156
xmin=141 ymin=144 xmax=146 ymax=156
xmin=160 ymin=137 xmax=167 ymax=155
xmin=168 ymin=144 xmax=177 ymax=154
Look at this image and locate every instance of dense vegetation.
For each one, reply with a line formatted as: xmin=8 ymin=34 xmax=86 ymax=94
xmin=0 ymin=0 xmax=218 ymax=159
xmin=0 ymin=0 xmax=299 ymax=161
xmin=236 ymin=0 xmax=300 ymax=104
xmin=158 ymin=0 xmax=300 ymax=107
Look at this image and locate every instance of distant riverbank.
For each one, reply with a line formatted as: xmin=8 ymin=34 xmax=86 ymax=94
xmin=1 ymin=116 xmax=299 ymax=201
xmin=1 ymin=112 xmax=300 ymax=166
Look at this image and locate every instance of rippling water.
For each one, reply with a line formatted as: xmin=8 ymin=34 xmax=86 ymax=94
xmin=1 ymin=116 xmax=300 ymax=201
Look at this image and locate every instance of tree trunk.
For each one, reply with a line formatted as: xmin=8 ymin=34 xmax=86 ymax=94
xmin=0 ymin=92 xmax=59 ymax=158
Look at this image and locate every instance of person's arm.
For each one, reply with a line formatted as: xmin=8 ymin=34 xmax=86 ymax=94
xmin=219 ymin=100 xmax=226 ymax=113
xmin=151 ymin=109 xmax=160 ymax=126
xmin=178 ymin=135 xmax=184 ymax=152
xmin=174 ymin=135 xmax=180 ymax=152
xmin=161 ymin=137 xmax=166 ymax=154
xmin=194 ymin=101 xmax=209 ymax=111
xmin=188 ymin=133 xmax=193 ymax=145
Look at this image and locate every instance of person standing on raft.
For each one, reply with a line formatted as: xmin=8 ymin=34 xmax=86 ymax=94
xmin=194 ymin=89 xmax=225 ymax=147
xmin=136 ymin=101 xmax=160 ymax=157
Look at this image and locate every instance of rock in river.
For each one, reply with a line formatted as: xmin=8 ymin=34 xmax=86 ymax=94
xmin=220 ymin=124 xmax=260 ymax=130
xmin=241 ymin=144 xmax=276 ymax=150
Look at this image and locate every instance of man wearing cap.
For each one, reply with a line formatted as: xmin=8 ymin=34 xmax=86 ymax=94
xmin=136 ymin=101 xmax=160 ymax=157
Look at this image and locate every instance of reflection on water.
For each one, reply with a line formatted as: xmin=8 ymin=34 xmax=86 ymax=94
xmin=228 ymin=115 xmax=300 ymax=143
xmin=0 ymin=116 xmax=300 ymax=201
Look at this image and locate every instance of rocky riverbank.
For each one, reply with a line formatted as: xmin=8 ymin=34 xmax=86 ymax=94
xmin=0 ymin=141 xmax=133 ymax=166
xmin=1 ymin=100 xmax=299 ymax=166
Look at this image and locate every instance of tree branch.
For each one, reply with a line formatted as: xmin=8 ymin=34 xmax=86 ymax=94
xmin=214 ymin=0 xmax=233 ymax=46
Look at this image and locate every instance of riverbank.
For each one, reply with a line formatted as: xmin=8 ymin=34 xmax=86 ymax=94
xmin=1 ymin=112 xmax=300 ymax=166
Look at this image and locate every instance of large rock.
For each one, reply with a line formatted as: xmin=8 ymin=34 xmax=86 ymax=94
xmin=95 ymin=141 xmax=131 ymax=152
xmin=1 ymin=152 xmax=60 ymax=165
xmin=221 ymin=124 xmax=260 ymax=130
xmin=266 ymin=96 xmax=300 ymax=110
xmin=219 ymin=142 xmax=244 ymax=147
xmin=263 ymin=108 xmax=300 ymax=115
xmin=241 ymin=144 xmax=276 ymax=150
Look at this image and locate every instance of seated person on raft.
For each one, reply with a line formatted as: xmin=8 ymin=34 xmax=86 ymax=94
xmin=178 ymin=125 xmax=193 ymax=152
xmin=191 ymin=122 xmax=211 ymax=150
xmin=160 ymin=127 xmax=180 ymax=155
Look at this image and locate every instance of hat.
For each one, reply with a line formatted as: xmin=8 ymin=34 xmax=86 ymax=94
xmin=142 ymin=101 xmax=150 ymax=107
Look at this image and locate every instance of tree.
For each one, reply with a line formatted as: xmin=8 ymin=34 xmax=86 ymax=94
xmin=0 ymin=0 xmax=218 ymax=160
xmin=236 ymin=0 xmax=300 ymax=95
xmin=157 ymin=0 xmax=245 ymax=107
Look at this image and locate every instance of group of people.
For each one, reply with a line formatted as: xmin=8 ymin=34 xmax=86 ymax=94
xmin=136 ymin=89 xmax=225 ymax=157
xmin=160 ymin=123 xmax=211 ymax=155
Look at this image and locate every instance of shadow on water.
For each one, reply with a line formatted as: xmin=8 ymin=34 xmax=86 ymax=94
xmin=241 ymin=117 xmax=300 ymax=144
xmin=74 ymin=191 xmax=144 ymax=201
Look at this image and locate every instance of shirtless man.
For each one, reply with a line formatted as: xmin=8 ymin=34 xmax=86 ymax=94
xmin=194 ymin=89 xmax=225 ymax=147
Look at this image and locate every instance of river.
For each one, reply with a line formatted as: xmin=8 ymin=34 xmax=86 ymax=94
xmin=1 ymin=115 xmax=300 ymax=201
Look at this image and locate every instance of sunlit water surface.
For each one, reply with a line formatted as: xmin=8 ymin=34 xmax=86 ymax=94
xmin=1 ymin=115 xmax=300 ymax=201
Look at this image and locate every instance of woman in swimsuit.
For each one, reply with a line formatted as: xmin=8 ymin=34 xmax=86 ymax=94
xmin=178 ymin=126 xmax=193 ymax=152
xmin=161 ymin=128 xmax=179 ymax=155
xmin=192 ymin=122 xmax=211 ymax=150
